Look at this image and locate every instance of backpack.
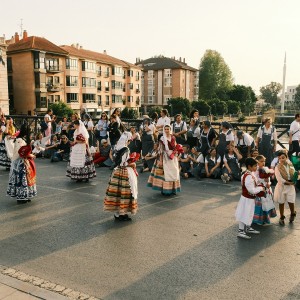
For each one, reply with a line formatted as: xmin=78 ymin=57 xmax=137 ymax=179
xmin=40 ymin=121 xmax=48 ymax=132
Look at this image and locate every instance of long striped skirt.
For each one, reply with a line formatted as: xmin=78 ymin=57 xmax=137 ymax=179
xmin=104 ymin=167 xmax=138 ymax=214
xmin=147 ymin=161 xmax=181 ymax=195
xmin=252 ymin=197 xmax=277 ymax=225
xmin=0 ymin=140 xmax=11 ymax=168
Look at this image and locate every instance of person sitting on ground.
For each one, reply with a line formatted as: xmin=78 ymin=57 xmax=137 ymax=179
xmin=221 ymin=145 xmax=243 ymax=183
xmin=93 ymin=139 xmax=111 ymax=167
xmin=32 ymin=133 xmax=46 ymax=157
xmin=141 ymin=142 xmax=159 ymax=173
xmin=205 ymin=147 xmax=221 ymax=179
xmin=188 ymin=147 xmax=205 ymax=179
xmin=178 ymin=145 xmax=193 ymax=179
xmin=51 ymin=135 xmax=71 ymax=162
xmin=44 ymin=135 xmax=59 ymax=158
xmin=250 ymin=148 xmax=259 ymax=158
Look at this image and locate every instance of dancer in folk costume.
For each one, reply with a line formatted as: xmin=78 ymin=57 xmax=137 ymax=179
xmin=274 ymin=151 xmax=297 ymax=225
xmin=7 ymin=124 xmax=37 ymax=203
xmin=104 ymin=132 xmax=138 ymax=221
xmin=148 ymin=125 xmax=182 ymax=195
xmin=0 ymin=117 xmax=16 ymax=170
xmin=66 ymin=120 xmax=96 ymax=182
xmin=235 ymin=158 xmax=265 ymax=239
xmin=252 ymin=155 xmax=277 ymax=225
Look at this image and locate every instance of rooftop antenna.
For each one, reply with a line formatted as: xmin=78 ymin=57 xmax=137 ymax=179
xmin=19 ymin=18 xmax=23 ymax=38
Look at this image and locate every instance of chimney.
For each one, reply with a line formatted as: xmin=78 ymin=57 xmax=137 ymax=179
xmin=179 ymin=57 xmax=181 ymax=62
xmin=23 ymin=30 xmax=28 ymax=40
xmin=80 ymin=45 xmax=83 ymax=49
xmin=76 ymin=43 xmax=79 ymax=49
xmin=14 ymin=32 xmax=19 ymax=42
xmin=103 ymin=50 xmax=107 ymax=54
xmin=183 ymin=58 xmax=185 ymax=63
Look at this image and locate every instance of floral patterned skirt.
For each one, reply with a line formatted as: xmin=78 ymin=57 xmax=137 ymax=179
xmin=0 ymin=140 xmax=11 ymax=168
xmin=66 ymin=154 xmax=96 ymax=180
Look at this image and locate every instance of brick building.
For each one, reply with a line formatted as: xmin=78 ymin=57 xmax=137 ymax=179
xmin=6 ymin=31 xmax=142 ymax=117
xmin=136 ymin=56 xmax=198 ymax=112
xmin=0 ymin=37 xmax=9 ymax=114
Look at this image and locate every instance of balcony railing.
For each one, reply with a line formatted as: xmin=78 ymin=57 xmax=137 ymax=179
xmin=67 ymin=99 xmax=79 ymax=103
xmin=83 ymin=99 xmax=96 ymax=103
xmin=46 ymin=65 xmax=62 ymax=72
xmin=47 ymin=84 xmax=61 ymax=92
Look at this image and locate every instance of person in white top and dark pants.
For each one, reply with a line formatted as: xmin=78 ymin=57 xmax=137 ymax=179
xmin=289 ymin=113 xmax=300 ymax=156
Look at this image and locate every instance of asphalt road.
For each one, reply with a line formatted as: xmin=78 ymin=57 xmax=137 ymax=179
xmin=0 ymin=160 xmax=300 ymax=300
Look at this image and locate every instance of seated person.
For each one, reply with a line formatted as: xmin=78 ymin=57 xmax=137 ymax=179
xmin=189 ymin=147 xmax=205 ymax=179
xmin=141 ymin=142 xmax=158 ymax=173
xmin=205 ymin=147 xmax=221 ymax=179
xmin=221 ymin=145 xmax=243 ymax=183
xmin=32 ymin=133 xmax=46 ymax=157
xmin=44 ymin=135 xmax=59 ymax=158
xmin=93 ymin=139 xmax=111 ymax=166
xmin=178 ymin=145 xmax=193 ymax=178
xmin=51 ymin=135 xmax=71 ymax=162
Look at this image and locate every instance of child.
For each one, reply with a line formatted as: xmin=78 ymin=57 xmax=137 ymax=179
xmin=221 ymin=145 xmax=242 ymax=183
xmin=253 ymin=155 xmax=277 ymax=225
xmin=189 ymin=147 xmax=205 ymax=179
xmin=274 ymin=151 xmax=297 ymax=225
xmin=235 ymin=157 xmax=265 ymax=239
xmin=141 ymin=142 xmax=158 ymax=173
xmin=205 ymin=147 xmax=221 ymax=179
xmin=179 ymin=145 xmax=193 ymax=178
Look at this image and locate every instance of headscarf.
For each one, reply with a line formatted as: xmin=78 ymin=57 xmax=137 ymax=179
xmin=115 ymin=131 xmax=132 ymax=151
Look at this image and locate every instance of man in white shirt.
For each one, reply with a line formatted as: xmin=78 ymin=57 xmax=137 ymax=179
xmin=156 ymin=109 xmax=171 ymax=138
xmin=289 ymin=113 xmax=300 ymax=155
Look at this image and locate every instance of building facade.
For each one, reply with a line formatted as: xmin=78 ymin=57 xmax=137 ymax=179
xmin=6 ymin=31 xmax=142 ymax=117
xmin=0 ymin=36 xmax=9 ymax=114
xmin=285 ymin=85 xmax=298 ymax=102
xmin=136 ymin=56 xmax=198 ymax=112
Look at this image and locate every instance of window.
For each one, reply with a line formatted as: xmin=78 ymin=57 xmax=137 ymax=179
xmin=82 ymin=93 xmax=96 ymax=103
xmin=112 ymin=66 xmax=123 ymax=76
xmin=164 ymin=95 xmax=171 ymax=104
xmin=97 ymin=81 xmax=101 ymax=91
xmin=34 ymin=52 xmax=45 ymax=69
xmin=8 ymin=76 xmax=13 ymax=91
xmin=112 ymin=80 xmax=123 ymax=90
xmin=7 ymin=57 xmax=12 ymax=72
xmin=46 ymin=58 xmax=59 ymax=71
xmin=127 ymin=70 xmax=133 ymax=77
xmin=105 ymin=81 xmax=109 ymax=92
xmin=148 ymin=96 xmax=154 ymax=104
xmin=136 ymin=84 xmax=140 ymax=93
xmin=66 ymin=58 xmax=78 ymax=70
xmin=136 ymin=71 xmax=140 ymax=80
xmin=104 ymin=67 xmax=110 ymax=77
xmin=148 ymin=70 xmax=154 ymax=79
xmin=48 ymin=95 xmax=54 ymax=103
xmin=112 ymin=95 xmax=123 ymax=103
xmin=98 ymin=95 xmax=102 ymax=106
xmin=54 ymin=76 xmax=60 ymax=84
xmin=127 ymin=96 xmax=133 ymax=102
xmin=96 ymin=66 xmax=101 ymax=76
xmin=164 ymin=69 xmax=172 ymax=87
xmin=66 ymin=76 xmax=78 ymax=86
xmin=67 ymin=93 xmax=78 ymax=103
xmin=128 ymin=83 xmax=133 ymax=90
xmin=36 ymin=92 xmax=47 ymax=108
xmin=82 ymin=77 xmax=96 ymax=87
xmin=34 ymin=72 xmax=46 ymax=88
xmin=105 ymin=95 xmax=109 ymax=106
xmin=55 ymin=95 xmax=60 ymax=102
xmin=82 ymin=61 xmax=95 ymax=72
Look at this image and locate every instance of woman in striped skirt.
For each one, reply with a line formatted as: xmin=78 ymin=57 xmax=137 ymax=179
xmin=104 ymin=132 xmax=138 ymax=221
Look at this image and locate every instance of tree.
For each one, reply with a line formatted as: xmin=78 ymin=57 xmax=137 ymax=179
xmin=49 ymin=101 xmax=74 ymax=118
xmin=227 ymin=100 xmax=240 ymax=114
xmin=191 ymin=100 xmax=210 ymax=116
xmin=294 ymin=84 xmax=300 ymax=108
xmin=121 ymin=107 xmax=138 ymax=119
xmin=198 ymin=50 xmax=233 ymax=100
xmin=207 ymin=99 xmax=228 ymax=115
xmin=259 ymin=82 xmax=282 ymax=106
xmin=166 ymin=97 xmax=191 ymax=118
xmin=147 ymin=106 xmax=162 ymax=117
xmin=227 ymin=85 xmax=256 ymax=103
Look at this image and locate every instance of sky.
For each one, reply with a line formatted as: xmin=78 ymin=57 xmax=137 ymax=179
xmin=1 ymin=0 xmax=300 ymax=94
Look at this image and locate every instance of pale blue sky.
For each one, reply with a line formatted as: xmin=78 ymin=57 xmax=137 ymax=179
xmin=1 ymin=0 xmax=299 ymax=94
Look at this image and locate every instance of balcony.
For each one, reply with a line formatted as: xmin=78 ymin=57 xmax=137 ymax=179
xmin=46 ymin=65 xmax=62 ymax=73
xmin=47 ymin=84 xmax=61 ymax=92
xmin=83 ymin=100 xmax=97 ymax=109
xmin=67 ymin=100 xmax=80 ymax=110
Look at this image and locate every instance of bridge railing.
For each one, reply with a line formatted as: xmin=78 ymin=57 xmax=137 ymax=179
xmin=6 ymin=115 xmax=290 ymax=149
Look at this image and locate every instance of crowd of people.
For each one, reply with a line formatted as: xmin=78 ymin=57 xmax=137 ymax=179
xmin=0 ymin=107 xmax=299 ymax=230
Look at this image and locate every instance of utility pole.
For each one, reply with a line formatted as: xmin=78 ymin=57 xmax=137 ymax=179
xmin=281 ymin=52 xmax=286 ymax=114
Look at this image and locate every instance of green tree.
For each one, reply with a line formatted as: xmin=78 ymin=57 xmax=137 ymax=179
xmin=166 ymin=97 xmax=191 ymax=118
xmin=121 ymin=107 xmax=138 ymax=119
xmin=259 ymin=82 xmax=282 ymax=106
xmin=49 ymin=101 xmax=74 ymax=118
xmin=198 ymin=50 xmax=233 ymax=100
xmin=207 ymin=99 xmax=228 ymax=115
xmin=191 ymin=99 xmax=210 ymax=116
xmin=294 ymin=84 xmax=300 ymax=108
xmin=147 ymin=106 xmax=162 ymax=117
xmin=227 ymin=100 xmax=240 ymax=114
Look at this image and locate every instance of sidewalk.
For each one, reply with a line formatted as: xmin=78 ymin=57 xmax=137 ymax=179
xmin=0 ymin=273 xmax=67 ymax=300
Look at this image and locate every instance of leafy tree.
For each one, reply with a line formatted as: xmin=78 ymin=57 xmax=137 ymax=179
xmin=166 ymin=97 xmax=191 ymax=117
xmin=198 ymin=50 xmax=233 ymax=100
xmin=49 ymin=101 xmax=74 ymax=118
xmin=227 ymin=100 xmax=240 ymax=114
xmin=294 ymin=84 xmax=300 ymax=108
xmin=191 ymin=99 xmax=210 ymax=116
xmin=259 ymin=82 xmax=282 ymax=106
xmin=207 ymin=99 xmax=228 ymax=115
xmin=147 ymin=106 xmax=162 ymax=117
xmin=121 ymin=107 xmax=138 ymax=119
xmin=227 ymin=85 xmax=256 ymax=103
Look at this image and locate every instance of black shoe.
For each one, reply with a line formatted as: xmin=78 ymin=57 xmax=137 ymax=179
xmin=119 ymin=214 xmax=132 ymax=221
xmin=279 ymin=216 xmax=285 ymax=226
xmin=17 ymin=200 xmax=28 ymax=204
xmin=290 ymin=211 xmax=297 ymax=223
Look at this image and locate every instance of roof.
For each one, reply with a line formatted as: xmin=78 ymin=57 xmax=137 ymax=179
xmin=136 ymin=57 xmax=198 ymax=72
xmin=7 ymin=36 xmax=68 ymax=55
xmin=60 ymin=45 xmax=141 ymax=69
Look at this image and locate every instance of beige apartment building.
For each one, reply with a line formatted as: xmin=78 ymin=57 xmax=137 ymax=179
xmin=6 ymin=31 xmax=142 ymax=117
xmin=0 ymin=37 xmax=9 ymax=114
xmin=136 ymin=56 xmax=199 ymax=112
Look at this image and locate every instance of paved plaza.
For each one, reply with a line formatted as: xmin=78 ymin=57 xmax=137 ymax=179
xmin=0 ymin=160 xmax=300 ymax=299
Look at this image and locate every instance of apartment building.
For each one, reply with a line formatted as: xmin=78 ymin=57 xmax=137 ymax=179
xmin=136 ymin=56 xmax=198 ymax=111
xmin=0 ymin=37 xmax=9 ymax=114
xmin=285 ymin=85 xmax=298 ymax=102
xmin=6 ymin=31 xmax=142 ymax=117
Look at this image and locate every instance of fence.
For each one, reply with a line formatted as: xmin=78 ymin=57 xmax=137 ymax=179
xmin=6 ymin=115 xmax=290 ymax=149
